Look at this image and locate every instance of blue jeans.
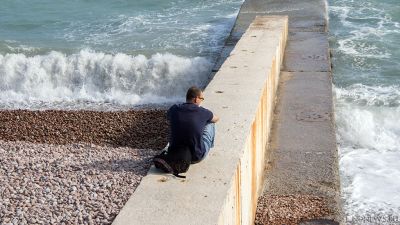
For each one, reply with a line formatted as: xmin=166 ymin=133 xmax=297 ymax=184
xmin=192 ymin=123 xmax=215 ymax=163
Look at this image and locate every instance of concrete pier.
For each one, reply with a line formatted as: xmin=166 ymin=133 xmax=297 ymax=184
xmin=113 ymin=16 xmax=288 ymax=225
xmin=112 ymin=0 xmax=341 ymax=224
xmin=238 ymin=0 xmax=342 ymax=224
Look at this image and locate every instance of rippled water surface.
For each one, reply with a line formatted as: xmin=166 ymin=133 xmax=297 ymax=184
xmin=329 ymin=0 xmax=400 ymax=223
xmin=0 ymin=0 xmax=243 ymax=109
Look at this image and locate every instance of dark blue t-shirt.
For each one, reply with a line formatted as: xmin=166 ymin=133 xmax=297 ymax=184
xmin=167 ymin=103 xmax=213 ymax=161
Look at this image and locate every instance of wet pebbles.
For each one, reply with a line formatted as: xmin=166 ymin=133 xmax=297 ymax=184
xmin=0 ymin=109 xmax=169 ymax=150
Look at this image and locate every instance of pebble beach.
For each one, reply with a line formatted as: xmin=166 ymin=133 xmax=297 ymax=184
xmin=255 ymin=195 xmax=331 ymax=225
xmin=0 ymin=109 xmax=169 ymax=225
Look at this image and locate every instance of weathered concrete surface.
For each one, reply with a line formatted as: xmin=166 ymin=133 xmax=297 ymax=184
xmin=252 ymin=0 xmax=342 ymax=224
xmin=282 ymin=32 xmax=331 ymax=72
xmin=112 ymin=16 xmax=288 ymax=225
xmin=267 ymin=72 xmax=336 ymax=193
xmin=212 ymin=0 xmax=327 ymax=74
xmin=229 ymin=0 xmax=327 ymax=44
xmin=257 ymin=72 xmax=340 ymax=223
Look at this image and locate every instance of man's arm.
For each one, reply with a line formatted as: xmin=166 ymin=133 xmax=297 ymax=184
xmin=210 ymin=114 xmax=219 ymax=123
xmin=204 ymin=107 xmax=219 ymax=123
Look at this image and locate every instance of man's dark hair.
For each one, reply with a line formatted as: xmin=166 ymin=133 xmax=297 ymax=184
xmin=186 ymin=86 xmax=202 ymax=101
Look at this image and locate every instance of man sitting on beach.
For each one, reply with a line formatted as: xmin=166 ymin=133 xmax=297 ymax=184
xmin=167 ymin=86 xmax=219 ymax=163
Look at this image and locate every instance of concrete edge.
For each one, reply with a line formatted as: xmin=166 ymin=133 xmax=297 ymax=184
xmin=112 ymin=16 xmax=288 ymax=225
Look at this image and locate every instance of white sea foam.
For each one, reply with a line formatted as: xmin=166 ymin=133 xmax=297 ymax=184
xmin=330 ymin=4 xmax=398 ymax=60
xmin=335 ymin=84 xmax=400 ymax=107
xmin=339 ymin=146 xmax=400 ymax=224
xmin=0 ymin=50 xmax=212 ymax=109
xmin=335 ymin=84 xmax=400 ymax=223
xmin=4 ymin=44 xmax=39 ymax=54
xmin=337 ymin=38 xmax=391 ymax=59
xmin=331 ymin=0 xmax=400 ymax=222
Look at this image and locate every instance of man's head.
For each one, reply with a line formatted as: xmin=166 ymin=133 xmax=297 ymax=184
xmin=186 ymin=86 xmax=204 ymax=106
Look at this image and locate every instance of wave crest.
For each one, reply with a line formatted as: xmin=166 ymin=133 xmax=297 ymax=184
xmin=0 ymin=50 xmax=212 ymax=109
xmin=335 ymin=84 xmax=400 ymax=107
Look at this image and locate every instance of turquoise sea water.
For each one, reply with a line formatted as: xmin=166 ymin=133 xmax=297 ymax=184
xmin=329 ymin=0 xmax=400 ymax=223
xmin=0 ymin=0 xmax=242 ymax=109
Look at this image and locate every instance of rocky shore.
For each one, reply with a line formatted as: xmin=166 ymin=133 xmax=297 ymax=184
xmin=255 ymin=195 xmax=331 ymax=225
xmin=0 ymin=109 xmax=169 ymax=149
xmin=0 ymin=109 xmax=169 ymax=225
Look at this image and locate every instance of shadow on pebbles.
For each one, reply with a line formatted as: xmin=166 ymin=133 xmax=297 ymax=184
xmin=0 ymin=140 xmax=160 ymax=225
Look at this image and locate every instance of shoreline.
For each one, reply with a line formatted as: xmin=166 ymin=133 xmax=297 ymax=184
xmin=0 ymin=102 xmax=174 ymax=112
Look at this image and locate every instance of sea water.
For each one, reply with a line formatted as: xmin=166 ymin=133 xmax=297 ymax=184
xmin=2 ymin=0 xmax=399 ymax=222
xmin=0 ymin=0 xmax=243 ymax=109
xmin=329 ymin=0 xmax=400 ymax=223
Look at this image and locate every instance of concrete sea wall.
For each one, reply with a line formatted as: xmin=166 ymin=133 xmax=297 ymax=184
xmin=246 ymin=0 xmax=342 ymax=224
xmin=112 ymin=16 xmax=288 ymax=225
xmin=113 ymin=0 xmax=342 ymax=223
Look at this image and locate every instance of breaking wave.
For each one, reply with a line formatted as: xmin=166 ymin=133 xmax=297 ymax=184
xmin=0 ymin=50 xmax=212 ymax=109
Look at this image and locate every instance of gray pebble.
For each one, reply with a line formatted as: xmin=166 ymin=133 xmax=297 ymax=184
xmin=0 ymin=140 xmax=154 ymax=225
